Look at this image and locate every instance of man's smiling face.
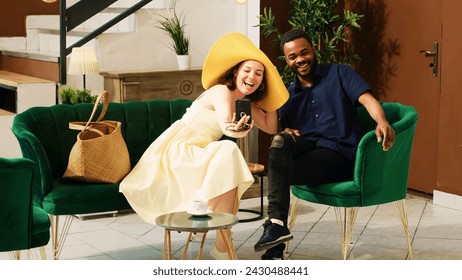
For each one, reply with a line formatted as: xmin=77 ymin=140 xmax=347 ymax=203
xmin=283 ymin=37 xmax=316 ymax=80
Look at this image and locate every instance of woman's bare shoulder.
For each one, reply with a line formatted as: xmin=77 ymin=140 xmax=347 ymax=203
xmin=204 ymin=85 xmax=232 ymax=101
xmin=208 ymin=84 xmax=229 ymax=94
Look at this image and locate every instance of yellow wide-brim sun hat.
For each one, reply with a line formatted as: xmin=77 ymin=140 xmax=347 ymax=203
xmin=202 ymin=32 xmax=288 ymax=112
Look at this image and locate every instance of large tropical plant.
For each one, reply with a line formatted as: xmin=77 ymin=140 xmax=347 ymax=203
xmin=258 ymin=0 xmax=364 ymax=86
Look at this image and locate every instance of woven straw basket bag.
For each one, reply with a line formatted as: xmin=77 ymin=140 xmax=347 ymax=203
xmin=63 ymin=90 xmax=131 ymax=183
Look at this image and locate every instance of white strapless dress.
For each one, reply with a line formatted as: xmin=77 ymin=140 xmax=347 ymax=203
xmin=119 ymin=100 xmax=254 ymax=224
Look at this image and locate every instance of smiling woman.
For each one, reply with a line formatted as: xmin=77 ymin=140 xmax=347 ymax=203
xmin=119 ymin=32 xmax=288 ymax=260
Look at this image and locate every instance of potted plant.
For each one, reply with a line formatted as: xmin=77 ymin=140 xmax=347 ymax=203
xmin=258 ymin=0 xmax=364 ymax=86
xmin=59 ymin=87 xmax=97 ymax=104
xmin=157 ymin=11 xmax=191 ymax=70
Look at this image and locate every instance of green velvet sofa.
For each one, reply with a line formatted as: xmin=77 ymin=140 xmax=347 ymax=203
xmin=12 ymin=98 xmax=193 ymax=259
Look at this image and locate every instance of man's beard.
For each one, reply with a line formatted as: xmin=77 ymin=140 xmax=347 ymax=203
xmin=293 ymin=57 xmax=316 ymax=78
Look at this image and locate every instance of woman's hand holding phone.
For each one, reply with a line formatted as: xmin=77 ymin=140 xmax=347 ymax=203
xmin=226 ymin=99 xmax=253 ymax=132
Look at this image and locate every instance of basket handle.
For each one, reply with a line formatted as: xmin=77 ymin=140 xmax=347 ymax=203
xmin=69 ymin=121 xmax=118 ymax=136
xmin=68 ymin=90 xmax=110 ymax=132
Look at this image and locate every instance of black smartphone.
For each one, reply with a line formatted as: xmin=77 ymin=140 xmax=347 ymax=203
xmin=235 ymin=99 xmax=252 ymax=124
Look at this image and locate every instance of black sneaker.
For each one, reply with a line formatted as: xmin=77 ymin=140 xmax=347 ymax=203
xmin=254 ymin=219 xmax=293 ymax=252
xmin=261 ymin=243 xmax=286 ymax=260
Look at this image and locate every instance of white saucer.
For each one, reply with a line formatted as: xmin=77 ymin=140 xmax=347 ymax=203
xmin=187 ymin=209 xmax=213 ymax=217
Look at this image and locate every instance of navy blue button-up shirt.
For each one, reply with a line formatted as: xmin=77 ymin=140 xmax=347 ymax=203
xmin=279 ymin=63 xmax=372 ymax=160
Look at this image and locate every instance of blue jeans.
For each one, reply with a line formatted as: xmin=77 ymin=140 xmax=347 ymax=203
xmin=266 ymin=133 xmax=355 ymax=225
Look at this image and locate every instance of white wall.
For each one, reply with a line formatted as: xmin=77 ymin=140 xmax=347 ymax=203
xmin=99 ymin=0 xmax=259 ymax=72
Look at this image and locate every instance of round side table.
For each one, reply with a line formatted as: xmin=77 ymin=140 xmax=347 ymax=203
xmin=155 ymin=211 xmax=238 ymax=260
xmin=238 ymin=163 xmax=266 ymax=223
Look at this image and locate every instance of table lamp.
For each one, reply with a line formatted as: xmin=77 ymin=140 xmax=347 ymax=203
xmin=67 ymin=47 xmax=100 ymax=90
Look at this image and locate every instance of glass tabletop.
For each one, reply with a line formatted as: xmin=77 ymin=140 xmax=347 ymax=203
xmin=155 ymin=211 xmax=238 ymax=231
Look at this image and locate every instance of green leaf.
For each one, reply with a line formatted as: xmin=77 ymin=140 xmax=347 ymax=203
xmin=259 ymin=0 xmax=364 ymax=86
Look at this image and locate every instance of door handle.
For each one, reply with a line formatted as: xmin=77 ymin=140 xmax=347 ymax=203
xmin=419 ymin=41 xmax=438 ymax=77
xmin=419 ymin=50 xmax=437 ymax=57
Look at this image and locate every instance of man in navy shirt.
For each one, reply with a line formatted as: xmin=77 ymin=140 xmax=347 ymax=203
xmin=254 ymin=29 xmax=396 ymax=259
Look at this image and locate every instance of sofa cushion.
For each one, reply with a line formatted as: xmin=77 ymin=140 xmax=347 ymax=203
xmin=43 ymin=178 xmax=130 ymax=215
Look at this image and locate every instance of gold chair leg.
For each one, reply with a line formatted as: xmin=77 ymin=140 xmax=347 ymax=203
xmin=395 ymin=199 xmax=413 ymax=260
xmin=50 ymin=214 xmax=74 ymax=260
xmin=334 ymin=207 xmax=358 ymax=260
xmin=39 ymin=247 xmax=47 ymax=260
xmin=286 ymin=195 xmax=303 ymax=253
xmin=9 ymin=251 xmax=20 ymax=260
xmin=288 ymin=195 xmax=303 ymax=231
xmin=9 ymin=247 xmax=47 ymax=260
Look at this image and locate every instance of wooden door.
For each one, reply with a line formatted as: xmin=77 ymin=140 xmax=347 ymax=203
xmin=353 ymin=0 xmax=442 ymax=194
xmin=436 ymin=0 xmax=462 ymax=195
xmin=355 ymin=0 xmax=462 ymax=195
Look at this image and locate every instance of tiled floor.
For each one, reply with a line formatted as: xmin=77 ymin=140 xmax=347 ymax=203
xmin=2 ymin=192 xmax=462 ymax=260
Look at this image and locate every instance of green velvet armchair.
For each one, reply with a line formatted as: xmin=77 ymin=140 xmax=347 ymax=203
xmin=11 ymin=98 xmax=193 ymax=259
xmin=0 ymin=157 xmax=50 ymax=259
xmin=288 ymin=102 xmax=418 ymax=260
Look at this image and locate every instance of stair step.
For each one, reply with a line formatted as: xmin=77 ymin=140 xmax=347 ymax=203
xmin=109 ymin=0 xmax=175 ymax=9
xmin=24 ymin=7 xmax=140 ymax=53
xmin=0 ymin=52 xmax=59 ymax=83
xmin=26 ymin=13 xmax=136 ymax=35
xmin=2 ymin=50 xmax=59 ymax=63
xmin=0 ymin=37 xmax=26 ymax=52
xmin=64 ymin=0 xmax=171 ymax=10
xmin=35 ymin=32 xmax=94 ymax=53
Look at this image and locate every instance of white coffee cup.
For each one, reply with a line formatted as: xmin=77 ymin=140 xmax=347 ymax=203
xmin=191 ymin=199 xmax=208 ymax=214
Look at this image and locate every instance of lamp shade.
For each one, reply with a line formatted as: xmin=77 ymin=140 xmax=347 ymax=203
xmin=68 ymin=47 xmax=100 ymax=75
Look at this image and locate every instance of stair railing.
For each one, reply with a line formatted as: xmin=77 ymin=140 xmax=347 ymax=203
xmin=59 ymin=0 xmax=153 ymax=85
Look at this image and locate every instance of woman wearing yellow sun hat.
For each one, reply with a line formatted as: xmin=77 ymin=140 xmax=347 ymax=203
xmin=120 ymin=32 xmax=288 ymax=259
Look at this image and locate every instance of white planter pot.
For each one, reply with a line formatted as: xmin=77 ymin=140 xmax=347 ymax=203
xmin=177 ymin=55 xmax=191 ymax=70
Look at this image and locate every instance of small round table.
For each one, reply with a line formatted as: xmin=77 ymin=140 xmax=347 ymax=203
xmin=155 ymin=211 xmax=238 ymax=260
xmin=238 ymin=163 xmax=266 ymax=223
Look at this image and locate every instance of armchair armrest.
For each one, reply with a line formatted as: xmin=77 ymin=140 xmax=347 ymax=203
xmin=0 ymin=157 xmax=36 ymax=251
xmin=355 ymin=104 xmax=418 ymax=206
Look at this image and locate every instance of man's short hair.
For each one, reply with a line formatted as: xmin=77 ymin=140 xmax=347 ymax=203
xmin=280 ymin=29 xmax=313 ymax=50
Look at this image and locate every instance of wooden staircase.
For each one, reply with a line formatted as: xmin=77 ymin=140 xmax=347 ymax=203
xmin=0 ymin=0 xmax=161 ymax=158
